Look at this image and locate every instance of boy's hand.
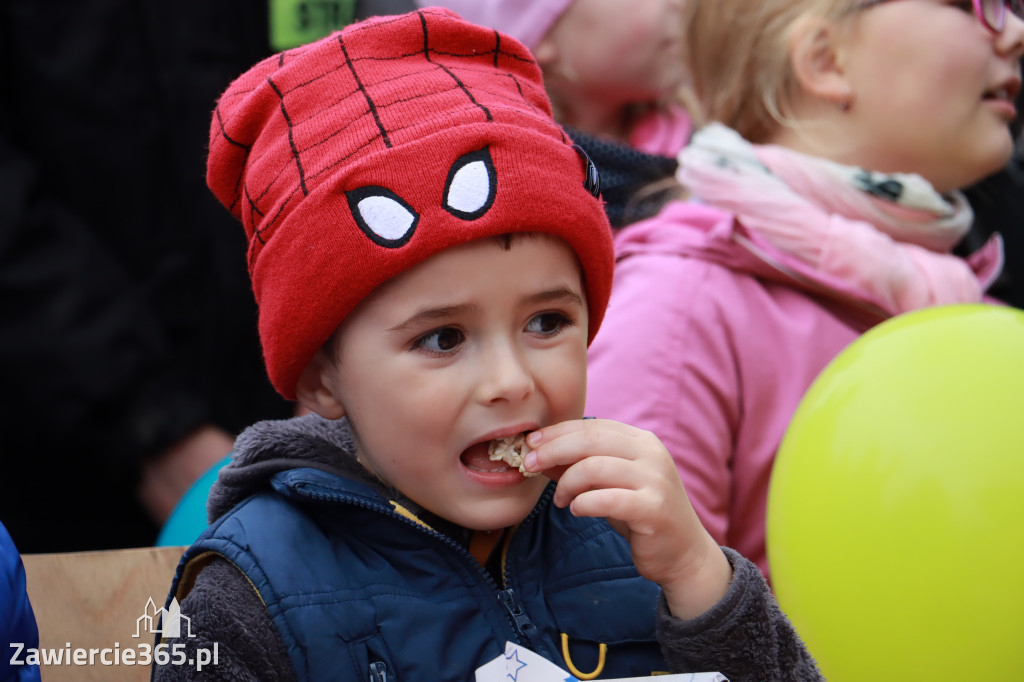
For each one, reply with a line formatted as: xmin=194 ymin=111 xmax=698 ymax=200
xmin=524 ymin=419 xmax=733 ymax=620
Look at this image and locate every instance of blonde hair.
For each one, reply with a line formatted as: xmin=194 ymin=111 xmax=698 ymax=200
xmin=683 ymin=0 xmax=861 ymax=143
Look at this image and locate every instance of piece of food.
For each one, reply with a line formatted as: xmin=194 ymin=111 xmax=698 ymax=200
xmin=488 ymin=433 xmax=537 ymax=477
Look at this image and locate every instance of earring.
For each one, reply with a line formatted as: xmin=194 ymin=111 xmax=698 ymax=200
xmin=839 ymin=100 xmax=851 ymax=112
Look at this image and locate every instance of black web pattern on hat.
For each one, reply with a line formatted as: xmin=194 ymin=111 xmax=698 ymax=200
xmin=211 ymin=9 xmax=563 ymax=269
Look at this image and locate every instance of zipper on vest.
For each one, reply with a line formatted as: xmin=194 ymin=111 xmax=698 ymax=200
xmin=499 ymin=588 xmax=537 ymax=647
xmin=294 ymin=481 xmax=558 ymax=652
xmin=368 ymin=660 xmax=388 ymax=682
xmin=293 ymin=481 xmax=550 ymax=647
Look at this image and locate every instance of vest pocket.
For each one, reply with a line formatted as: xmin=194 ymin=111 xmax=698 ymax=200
xmin=557 ymin=633 xmax=667 ymax=679
xmin=546 ymin=572 xmax=665 ymax=676
xmin=560 ymin=633 xmax=607 ymax=680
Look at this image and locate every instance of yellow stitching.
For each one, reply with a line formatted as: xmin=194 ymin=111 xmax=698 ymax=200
xmin=389 ymin=501 xmax=435 ymax=531
xmin=178 ymin=551 xmax=267 ymax=608
xmin=560 ymin=633 xmax=607 ymax=680
xmin=218 ymin=554 xmax=268 ymax=608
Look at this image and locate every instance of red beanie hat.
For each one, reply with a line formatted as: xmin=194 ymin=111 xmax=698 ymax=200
xmin=208 ymin=7 xmax=613 ymax=399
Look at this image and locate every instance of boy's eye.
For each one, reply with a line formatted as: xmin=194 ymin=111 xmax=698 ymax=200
xmin=950 ymin=0 xmax=974 ymax=12
xmin=525 ymin=312 xmax=571 ymax=336
xmin=415 ymin=327 xmax=464 ymax=354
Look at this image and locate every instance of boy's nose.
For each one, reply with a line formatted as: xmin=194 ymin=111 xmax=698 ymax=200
xmin=476 ymin=342 xmax=535 ymax=405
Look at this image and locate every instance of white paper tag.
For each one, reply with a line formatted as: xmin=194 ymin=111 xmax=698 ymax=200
xmin=474 ymin=642 xmax=729 ymax=682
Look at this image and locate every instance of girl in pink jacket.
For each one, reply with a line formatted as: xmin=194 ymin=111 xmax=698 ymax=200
xmin=586 ymin=0 xmax=1022 ymax=579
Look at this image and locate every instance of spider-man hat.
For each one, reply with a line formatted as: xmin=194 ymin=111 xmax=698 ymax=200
xmin=208 ymin=7 xmax=612 ymax=399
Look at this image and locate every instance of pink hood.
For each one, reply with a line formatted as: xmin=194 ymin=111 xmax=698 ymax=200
xmin=615 ymin=200 xmax=1001 ymax=319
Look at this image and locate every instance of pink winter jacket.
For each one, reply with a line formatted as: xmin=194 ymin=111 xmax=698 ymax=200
xmin=585 ymin=200 xmax=1000 ymax=579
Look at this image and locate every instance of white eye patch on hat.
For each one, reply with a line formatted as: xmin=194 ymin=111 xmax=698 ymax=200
xmin=346 ymin=148 xmax=498 ymax=248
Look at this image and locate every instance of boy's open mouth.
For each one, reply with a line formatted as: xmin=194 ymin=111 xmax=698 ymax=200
xmin=461 ymin=441 xmax=513 ymax=473
xmin=460 ymin=432 xmax=537 ymax=477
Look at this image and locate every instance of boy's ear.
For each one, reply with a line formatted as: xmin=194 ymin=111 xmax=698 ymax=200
xmin=788 ymin=17 xmax=853 ymax=108
xmin=295 ymin=351 xmax=347 ymax=420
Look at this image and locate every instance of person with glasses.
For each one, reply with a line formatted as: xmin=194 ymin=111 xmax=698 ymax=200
xmin=585 ymin=0 xmax=1024 ymax=580
xmin=859 ymin=0 xmax=1022 ymax=30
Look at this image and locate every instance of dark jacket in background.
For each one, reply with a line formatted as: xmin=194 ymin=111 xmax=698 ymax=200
xmin=0 ymin=0 xmax=412 ymax=553
xmin=567 ymin=126 xmax=680 ymax=230
xmin=961 ymin=153 xmax=1024 ymax=310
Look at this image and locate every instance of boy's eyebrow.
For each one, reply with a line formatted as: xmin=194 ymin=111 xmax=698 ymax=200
xmin=387 ymin=303 xmax=478 ymax=334
xmin=387 ymin=287 xmax=583 ymax=334
xmin=521 ymin=286 xmax=584 ymax=308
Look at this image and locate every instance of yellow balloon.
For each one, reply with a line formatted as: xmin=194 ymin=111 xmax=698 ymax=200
xmin=767 ymin=304 xmax=1024 ymax=681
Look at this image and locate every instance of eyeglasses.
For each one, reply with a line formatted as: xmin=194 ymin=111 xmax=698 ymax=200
xmin=854 ymin=0 xmax=1024 ymax=33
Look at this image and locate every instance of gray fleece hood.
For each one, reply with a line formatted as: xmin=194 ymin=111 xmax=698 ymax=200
xmin=207 ymin=414 xmax=380 ymax=523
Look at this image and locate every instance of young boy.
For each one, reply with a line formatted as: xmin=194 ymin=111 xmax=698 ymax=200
xmin=154 ymin=8 xmax=821 ymax=681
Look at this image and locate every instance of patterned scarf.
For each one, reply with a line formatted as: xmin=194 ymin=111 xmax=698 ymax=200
xmin=678 ymin=124 xmax=997 ymax=314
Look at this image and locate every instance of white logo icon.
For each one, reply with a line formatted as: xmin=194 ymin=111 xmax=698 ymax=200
xmin=135 ymin=597 xmax=195 ymax=639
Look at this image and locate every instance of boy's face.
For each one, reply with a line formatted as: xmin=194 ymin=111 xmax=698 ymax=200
xmin=314 ymin=233 xmax=588 ymax=530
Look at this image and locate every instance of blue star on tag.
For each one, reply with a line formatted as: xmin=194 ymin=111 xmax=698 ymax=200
xmin=504 ymin=650 xmax=528 ymax=681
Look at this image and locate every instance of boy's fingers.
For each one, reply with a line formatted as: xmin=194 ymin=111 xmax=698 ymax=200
xmin=528 ymin=418 xmax=635 ymax=448
xmin=566 ymin=488 xmax=625 ymax=520
xmin=551 ymin=456 xmax=648 ymax=507
xmin=568 ymin=488 xmax=649 ymax=525
xmin=538 ymin=463 xmax=569 ymax=483
xmin=524 ymin=420 xmax=643 ymax=474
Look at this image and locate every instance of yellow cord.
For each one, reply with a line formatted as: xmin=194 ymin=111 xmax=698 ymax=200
xmin=560 ymin=633 xmax=607 ymax=680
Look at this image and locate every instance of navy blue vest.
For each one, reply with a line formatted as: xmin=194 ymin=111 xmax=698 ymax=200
xmin=168 ymin=468 xmax=668 ymax=680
